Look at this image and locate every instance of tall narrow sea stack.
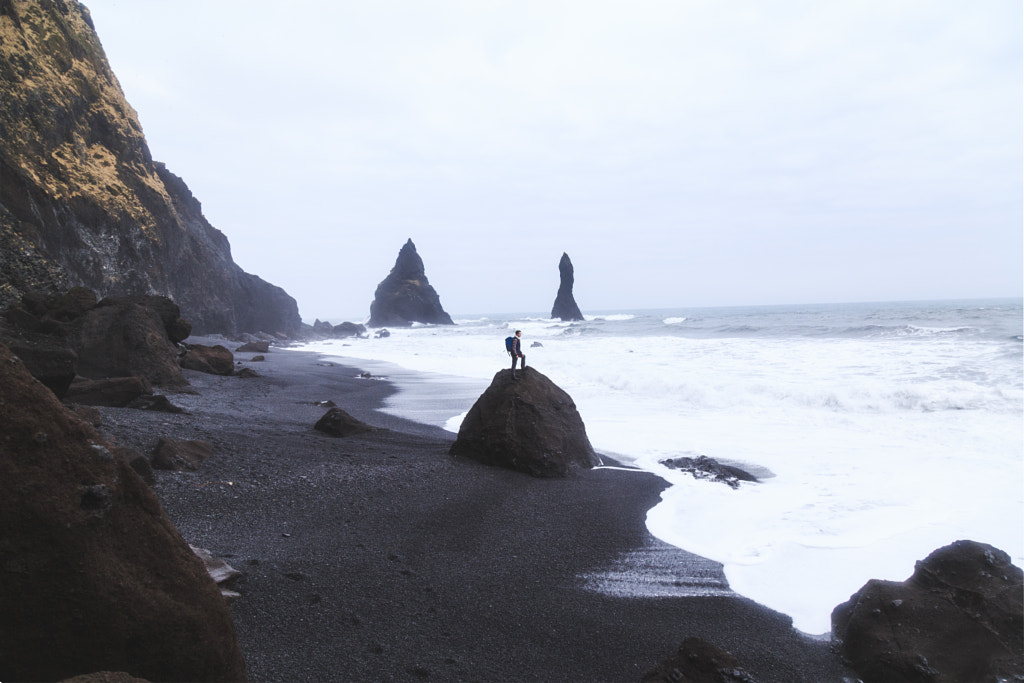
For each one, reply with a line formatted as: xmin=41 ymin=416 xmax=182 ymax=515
xmin=368 ymin=239 xmax=454 ymax=327
xmin=551 ymin=252 xmax=584 ymax=321
xmin=0 ymin=0 xmax=300 ymax=335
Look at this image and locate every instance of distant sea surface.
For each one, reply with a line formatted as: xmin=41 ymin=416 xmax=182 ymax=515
xmin=298 ymin=299 xmax=1024 ymax=634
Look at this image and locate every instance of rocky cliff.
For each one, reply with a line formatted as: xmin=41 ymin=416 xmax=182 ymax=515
xmin=551 ymin=252 xmax=584 ymax=321
xmin=0 ymin=0 xmax=301 ymax=335
xmin=368 ymin=239 xmax=454 ymax=327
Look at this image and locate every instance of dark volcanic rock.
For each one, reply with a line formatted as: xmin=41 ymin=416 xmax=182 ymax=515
xmin=0 ymin=343 xmax=246 ymax=682
xmin=151 ymin=438 xmax=215 ymax=471
xmin=71 ymin=296 xmax=186 ymax=387
xmin=660 ymin=455 xmax=758 ymax=489
xmin=551 ymin=252 xmax=584 ymax=322
xmin=832 ymin=539 xmax=1023 ymax=683
xmin=180 ymin=343 xmax=235 ymax=376
xmin=64 ymin=376 xmax=152 ymax=407
xmin=368 ymin=239 xmax=454 ymax=327
xmin=332 ymin=321 xmax=367 ymax=338
xmin=642 ymin=637 xmax=757 ymax=683
xmin=0 ymin=1 xmax=300 ymax=336
xmin=449 ymin=367 xmax=600 ymax=477
xmin=236 ymin=341 xmax=269 ymax=353
xmin=314 ymin=407 xmax=375 ymax=437
xmin=0 ymin=326 xmax=78 ymax=397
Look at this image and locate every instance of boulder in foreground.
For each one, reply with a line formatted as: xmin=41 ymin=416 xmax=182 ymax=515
xmin=642 ymin=637 xmax=755 ymax=682
xmin=0 ymin=343 xmax=247 ymax=681
xmin=832 ymin=539 xmax=1023 ymax=683
xmin=449 ymin=367 xmax=600 ymax=477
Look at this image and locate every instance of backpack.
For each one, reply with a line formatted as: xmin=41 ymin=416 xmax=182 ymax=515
xmin=505 ymin=336 xmax=514 ymax=354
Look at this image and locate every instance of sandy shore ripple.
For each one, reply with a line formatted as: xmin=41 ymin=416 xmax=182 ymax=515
xmin=95 ymin=341 xmax=852 ymax=682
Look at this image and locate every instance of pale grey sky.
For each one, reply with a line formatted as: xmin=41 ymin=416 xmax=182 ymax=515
xmin=83 ymin=1 xmax=1022 ymax=321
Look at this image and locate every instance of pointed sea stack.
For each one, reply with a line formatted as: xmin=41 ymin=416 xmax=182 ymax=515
xmin=551 ymin=252 xmax=584 ymax=321
xmin=368 ymin=239 xmax=454 ymax=327
xmin=450 ymin=367 xmax=600 ymax=477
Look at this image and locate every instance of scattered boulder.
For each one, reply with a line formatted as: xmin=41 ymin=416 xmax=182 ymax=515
xmin=368 ymin=239 xmax=454 ymax=327
xmin=642 ymin=637 xmax=757 ymax=683
xmin=71 ymin=296 xmax=188 ymax=387
xmin=180 ymin=344 xmax=235 ymax=375
xmin=449 ymin=367 xmax=600 ymax=477
xmin=236 ymin=367 xmax=260 ymax=379
xmin=314 ymin=407 xmax=375 ymax=437
xmin=375 ymin=328 xmax=391 ymax=338
xmin=151 ymin=438 xmax=215 ymax=471
xmin=832 ymin=539 xmax=1023 ymax=683
xmin=63 ymin=376 xmax=152 ymax=408
xmin=660 ymin=455 xmax=758 ymax=489
xmin=312 ymin=319 xmax=334 ymax=335
xmin=531 ymin=341 xmax=543 ymax=348
xmin=236 ymin=341 xmax=269 ymax=353
xmin=551 ymin=252 xmax=584 ymax=322
xmin=0 ymin=343 xmax=247 ymax=682
xmin=250 ymin=354 xmax=266 ymax=362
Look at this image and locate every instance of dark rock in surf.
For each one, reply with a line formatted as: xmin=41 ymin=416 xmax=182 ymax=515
xmin=333 ymin=321 xmax=367 ymax=338
xmin=832 ymin=539 xmax=1023 ymax=682
xmin=551 ymin=252 xmax=584 ymax=322
xmin=642 ymin=637 xmax=756 ymax=683
xmin=368 ymin=239 xmax=454 ymax=327
xmin=449 ymin=367 xmax=600 ymax=478
xmin=314 ymin=407 xmax=375 ymax=437
xmin=660 ymin=455 xmax=758 ymax=489
xmin=0 ymin=343 xmax=246 ymax=682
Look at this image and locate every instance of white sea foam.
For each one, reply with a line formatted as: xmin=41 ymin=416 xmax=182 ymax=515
xmin=663 ymin=316 xmax=687 ymax=325
xmin=296 ymin=301 xmax=1024 ymax=634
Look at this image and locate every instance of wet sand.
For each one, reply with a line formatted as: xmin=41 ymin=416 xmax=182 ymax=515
xmin=96 ymin=341 xmax=853 ymax=682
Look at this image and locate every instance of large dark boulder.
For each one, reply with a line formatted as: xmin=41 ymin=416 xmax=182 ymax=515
xmin=180 ymin=344 xmax=235 ymax=376
xmin=551 ymin=252 xmax=584 ymax=322
xmin=449 ymin=367 xmax=600 ymax=477
xmin=1 ymin=290 xmax=188 ymax=391
xmin=832 ymin=539 xmax=1023 ymax=682
xmin=0 ymin=1 xmax=300 ymax=336
xmin=64 ymin=376 xmax=152 ymax=407
xmin=368 ymin=239 xmax=454 ymax=327
xmin=71 ymin=296 xmax=186 ymax=387
xmin=0 ymin=342 xmax=247 ymax=681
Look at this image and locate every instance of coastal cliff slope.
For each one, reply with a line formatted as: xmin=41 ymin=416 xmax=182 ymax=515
xmin=0 ymin=0 xmax=300 ymax=335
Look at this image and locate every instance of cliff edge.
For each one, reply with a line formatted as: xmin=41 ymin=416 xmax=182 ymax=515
xmin=0 ymin=0 xmax=300 ymax=335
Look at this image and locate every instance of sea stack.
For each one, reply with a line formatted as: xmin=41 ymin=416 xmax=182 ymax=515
xmin=450 ymin=367 xmax=600 ymax=477
xmin=551 ymin=252 xmax=584 ymax=321
xmin=368 ymin=239 xmax=454 ymax=327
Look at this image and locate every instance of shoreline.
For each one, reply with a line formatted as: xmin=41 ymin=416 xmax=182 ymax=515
xmin=96 ymin=340 xmax=853 ymax=681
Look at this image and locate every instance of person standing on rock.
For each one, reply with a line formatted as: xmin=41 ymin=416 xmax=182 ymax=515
xmin=510 ymin=330 xmax=526 ymax=379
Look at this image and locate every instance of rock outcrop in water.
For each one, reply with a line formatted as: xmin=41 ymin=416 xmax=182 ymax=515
xmin=0 ymin=0 xmax=300 ymax=335
xmin=368 ymin=239 xmax=454 ymax=327
xmin=832 ymin=539 xmax=1023 ymax=682
xmin=0 ymin=342 xmax=247 ymax=682
xmin=449 ymin=367 xmax=600 ymax=477
xmin=551 ymin=252 xmax=584 ymax=321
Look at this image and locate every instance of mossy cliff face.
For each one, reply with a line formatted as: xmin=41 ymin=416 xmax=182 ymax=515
xmin=0 ymin=0 xmax=300 ymax=335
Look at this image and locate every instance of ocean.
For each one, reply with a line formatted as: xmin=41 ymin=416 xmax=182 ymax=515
xmin=296 ymin=299 xmax=1023 ymax=635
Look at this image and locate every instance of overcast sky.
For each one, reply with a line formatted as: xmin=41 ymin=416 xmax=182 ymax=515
xmin=83 ymin=1 xmax=1022 ymax=321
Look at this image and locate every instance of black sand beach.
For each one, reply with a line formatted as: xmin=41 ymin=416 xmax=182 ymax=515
xmin=96 ymin=342 xmax=854 ymax=682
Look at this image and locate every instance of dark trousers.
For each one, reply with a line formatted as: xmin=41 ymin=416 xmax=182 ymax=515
xmin=511 ymin=353 xmax=525 ymax=371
